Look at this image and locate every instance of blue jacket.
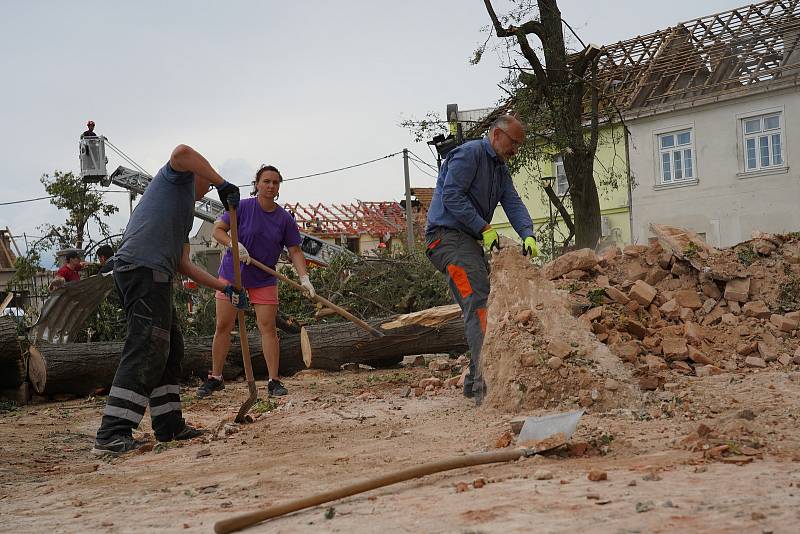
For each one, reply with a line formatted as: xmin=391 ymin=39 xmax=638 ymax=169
xmin=426 ymin=138 xmax=534 ymax=240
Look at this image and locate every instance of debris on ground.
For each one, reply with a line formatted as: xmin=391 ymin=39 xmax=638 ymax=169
xmin=481 ymin=227 xmax=800 ymax=415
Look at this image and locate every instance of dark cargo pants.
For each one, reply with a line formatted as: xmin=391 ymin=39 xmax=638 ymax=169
xmin=95 ymin=265 xmax=186 ymax=442
xmin=425 ymin=227 xmax=490 ymax=402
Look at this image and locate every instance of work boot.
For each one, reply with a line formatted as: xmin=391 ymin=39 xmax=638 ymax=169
xmin=196 ymin=375 xmax=224 ymax=398
xmin=91 ymin=434 xmax=138 ymax=456
xmin=267 ymin=379 xmax=288 ymax=397
xmin=171 ymin=424 xmax=206 ymax=441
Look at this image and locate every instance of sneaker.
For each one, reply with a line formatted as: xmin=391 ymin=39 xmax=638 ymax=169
xmin=267 ymin=379 xmax=288 ymax=397
xmin=91 ymin=435 xmax=138 ymax=456
xmin=172 ymin=424 xmax=206 ymax=441
xmin=196 ymin=376 xmax=224 ymax=398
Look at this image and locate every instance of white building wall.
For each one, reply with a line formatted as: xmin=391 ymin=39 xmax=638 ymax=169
xmin=628 ymin=85 xmax=800 ymax=247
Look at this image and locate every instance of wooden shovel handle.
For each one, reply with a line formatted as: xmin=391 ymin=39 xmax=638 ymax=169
xmin=247 ymin=257 xmax=383 ymax=338
xmin=228 ymin=209 xmax=254 ymax=385
xmin=214 ymin=448 xmax=525 ymax=533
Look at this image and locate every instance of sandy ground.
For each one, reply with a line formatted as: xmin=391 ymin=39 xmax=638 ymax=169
xmin=3 ymin=363 xmax=800 ymax=534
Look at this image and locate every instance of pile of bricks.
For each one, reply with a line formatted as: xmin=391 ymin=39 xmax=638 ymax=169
xmin=544 ymin=230 xmax=800 ymax=391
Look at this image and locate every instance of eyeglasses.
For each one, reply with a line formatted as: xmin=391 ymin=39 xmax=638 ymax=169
xmin=497 ymin=128 xmax=524 ymax=149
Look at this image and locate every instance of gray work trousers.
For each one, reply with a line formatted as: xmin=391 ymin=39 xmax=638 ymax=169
xmin=425 ymin=227 xmax=490 ymax=402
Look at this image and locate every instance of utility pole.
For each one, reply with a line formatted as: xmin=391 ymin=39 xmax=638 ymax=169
xmin=402 ymin=149 xmax=414 ymax=253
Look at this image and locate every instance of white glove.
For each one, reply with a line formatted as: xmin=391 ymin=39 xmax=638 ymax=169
xmin=299 ymin=275 xmax=316 ymax=298
xmin=229 ymin=241 xmax=250 ymax=264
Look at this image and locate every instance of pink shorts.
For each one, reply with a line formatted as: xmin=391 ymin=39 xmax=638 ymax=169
xmin=215 ymin=277 xmax=278 ymax=305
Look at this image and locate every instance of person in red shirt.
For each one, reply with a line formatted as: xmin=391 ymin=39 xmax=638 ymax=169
xmin=55 ymin=251 xmax=84 ymax=283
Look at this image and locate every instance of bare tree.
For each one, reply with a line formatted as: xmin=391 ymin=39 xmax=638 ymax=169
xmin=482 ymin=0 xmax=605 ymax=249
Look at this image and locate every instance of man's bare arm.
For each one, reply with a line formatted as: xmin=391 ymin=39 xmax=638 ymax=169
xmin=169 ymin=144 xmax=226 ymax=187
xmin=177 ymin=244 xmax=227 ymax=291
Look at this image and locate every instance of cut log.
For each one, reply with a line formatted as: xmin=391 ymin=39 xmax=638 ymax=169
xmin=0 ymin=316 xmax=24 ymax=389
xmin=27 ymin=332 xmax=305 ymax=396
xmin=380 ymin=304 xmax=462 ymax=329
xmin=301 ymin=316 xmax=468 ymax=370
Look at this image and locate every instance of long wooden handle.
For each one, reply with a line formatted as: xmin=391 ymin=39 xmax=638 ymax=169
xmin=229 ymin=209 xmax=254 ymax=386
xmin=214 ymin=448 xmax=525 ymax=533
xmin=247 ymin=257 xmax=383 ymax=338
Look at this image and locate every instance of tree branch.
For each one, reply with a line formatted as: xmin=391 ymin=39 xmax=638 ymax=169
xmin=572 ymin=43 xmax=603 ymax=78
xmin=543 ymin=183 xmax=575 ymax=235
xmin=515 ymin=29 xmax=549 ymax=93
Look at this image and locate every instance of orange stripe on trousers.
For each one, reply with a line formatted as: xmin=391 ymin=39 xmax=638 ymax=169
xmin=447 ymin=264 xmax=473 ymax=299
xmin=477 ymin=307 xmax=487 ymax=334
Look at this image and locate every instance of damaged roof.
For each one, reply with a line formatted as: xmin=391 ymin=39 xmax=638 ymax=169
xmin=598 ymin=0 xmax=800 ymax=112
xmin=467 ymin=0 xmax=800 ymax=133
xmin=283 ymin=201 xmax=406 ymax=238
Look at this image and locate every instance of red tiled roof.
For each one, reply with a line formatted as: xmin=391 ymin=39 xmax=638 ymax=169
xmin=283 ymin=201 xmax=406 ymax=237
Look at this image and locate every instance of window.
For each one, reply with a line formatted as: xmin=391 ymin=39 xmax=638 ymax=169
xmin=554 ymin=155 xmax=569 ymax=195
xmin=742 ymin=113 xmax=783 ymax=172
xmin=657 ymin=129 xmax=694 ymax=184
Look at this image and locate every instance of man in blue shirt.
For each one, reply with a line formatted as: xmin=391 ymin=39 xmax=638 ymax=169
xmin=426 ymin=115 xmax=539 ymax=405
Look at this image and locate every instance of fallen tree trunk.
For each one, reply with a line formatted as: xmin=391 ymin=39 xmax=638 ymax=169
xmin=0 ymin=316 xmax=25 ymax=390
xmin=300 ymin=316 xmax=468 ymax=370
xmin=27 ymin=332 xmax=306 ymax=396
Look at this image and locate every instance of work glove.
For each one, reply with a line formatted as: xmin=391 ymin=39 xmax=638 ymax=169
xmin=481 ymin=227 xmax=501 ymax=252
xmin=223 ymin=284 xmax=249 ymax=310
xmin=522 ymin=236 xmax=540 ymax=257
xmin=229 ymin=241 xmax=250 ymax=264
xmin=217 ymin=180 xmax=240 ymax=211
xmin=299 ymin=275 xmax=316 ymax=298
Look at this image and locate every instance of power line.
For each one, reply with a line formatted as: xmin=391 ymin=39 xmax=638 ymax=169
xmin=408 ymin=158 xmax=437 ymax=179
xmin=1 ymin=189 xmax=133 ymax=207
xmin=0 ymin=195 xmax=55 ymax=206
xmin=407 ymin=150 xmax=438 ymax=171
xmin=280 ymin=151 xmax=404 ymax=183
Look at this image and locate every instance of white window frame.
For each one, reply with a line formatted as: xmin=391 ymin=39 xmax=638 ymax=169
xmin=738 ymin=109 xmax=786 ymax=174
xmin=553 ymin=155 xmax=569 ymax=196
xmin=656 ymin=128 xmax=695 ymax=185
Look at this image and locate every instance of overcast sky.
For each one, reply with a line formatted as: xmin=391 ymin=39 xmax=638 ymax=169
xmin=0 ymin=0 xmax=746 ymax=263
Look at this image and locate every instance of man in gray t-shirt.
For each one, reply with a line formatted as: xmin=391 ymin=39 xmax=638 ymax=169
xmin=93 ymin=144 xmax=248 ymax=456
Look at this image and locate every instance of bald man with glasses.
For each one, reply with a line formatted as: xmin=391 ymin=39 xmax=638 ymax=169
xmin=424 ymin=115 xmax=539 ymax=406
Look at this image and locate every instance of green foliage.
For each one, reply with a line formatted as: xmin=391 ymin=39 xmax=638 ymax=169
xmin=736 ymin=246 xmax=758 ymax=266
xmin=0 ymin=400 xmax=19 ymax=413
xmin=778 ymin=277 xmax=800 ymax=312
xmin=37 ymin=170 xmax=119 ymax=255
xmin=683 ymin=241 xmax=701 ymax=258
xmin=399 ymin=111 xmax=449 ymax=143
xmin=278 ymin=248 xmax=452 ymax=323
xmin=587 ymin=288 xmax=606 ymax=307
xmin=252 ymin=398 xmax=278 ymax=413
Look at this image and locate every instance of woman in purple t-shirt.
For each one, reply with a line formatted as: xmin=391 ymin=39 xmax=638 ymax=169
xmin=197 ymin=165 xmax=315 ymax=398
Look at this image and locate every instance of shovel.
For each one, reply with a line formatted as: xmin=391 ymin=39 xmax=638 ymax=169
xmin=213 ymin=409 xmax=584 ymax=533
xmin=247 ymin=257 xmax=384 ymax=338
xmin=228 ymin=208 xmax=257 ymax=423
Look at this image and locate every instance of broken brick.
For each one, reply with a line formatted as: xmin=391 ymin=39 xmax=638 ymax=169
xmin=723 ymin=277 xmax=751 ymax=303
xmin=744 ymin=356 xmax=767 ymax=368
xmin=742 ymin=300 xmax=770 ymax=319
xmin=688 ymin=346 xmax=713 ymax=364
xmin=629 ymin=280 xmax=657 ymax=306
xmin=548 ymin=340 xmax=572 ymax=359
xmin=662 ymin=337 xmax=688 ymax=360
xmin=604 ymin=286 xmax=630 ymax=305
xmin=674 ymin=290 xmax=702 ymax=310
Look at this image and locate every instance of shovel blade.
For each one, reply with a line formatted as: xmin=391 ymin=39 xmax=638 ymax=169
xmin=518 ymin=409 xmax=584 ymax=444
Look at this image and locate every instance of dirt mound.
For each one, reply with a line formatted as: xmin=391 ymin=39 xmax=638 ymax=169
xmin=480 ymin=250 xmax=636 ymax=413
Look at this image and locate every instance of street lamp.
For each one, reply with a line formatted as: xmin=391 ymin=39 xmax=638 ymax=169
xmin=541 ymin=176 xmax=556 ymax=258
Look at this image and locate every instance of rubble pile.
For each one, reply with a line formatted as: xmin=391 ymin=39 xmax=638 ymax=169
xmin=548 ymin=226 xmax=800 ymax=392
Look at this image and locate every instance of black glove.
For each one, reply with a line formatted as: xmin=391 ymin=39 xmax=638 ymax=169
xmin=223 ymin=284 xmax=249 ymax=310
xmin=217 ymin=181 xmax=240 ymax=211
